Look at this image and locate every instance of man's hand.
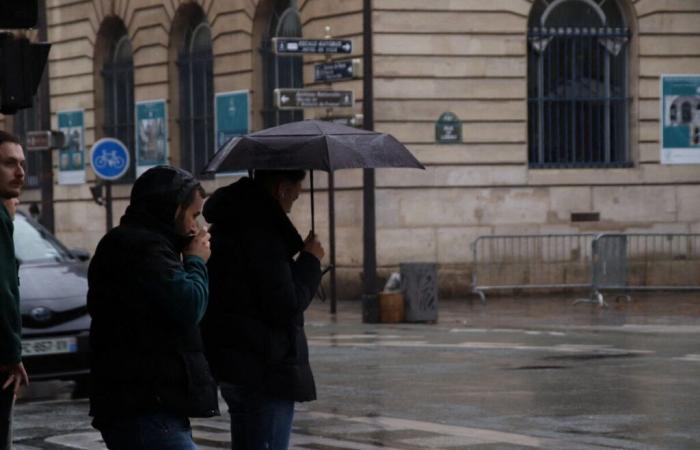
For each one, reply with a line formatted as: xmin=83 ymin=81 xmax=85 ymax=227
xmin=184 ymin=227 xmax=211 ymax=263
xmin=303 ymin=231 xmax=325 ymax=261
xmin=2 ymin=362 xmax=28 ymax=395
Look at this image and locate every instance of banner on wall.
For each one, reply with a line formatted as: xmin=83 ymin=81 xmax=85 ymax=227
xmin=57 ymin=109 xmax=85 ymax=185
xmin=215 ymin=90 xmax=249 ymax=148
xmin=215 ymin=90 xmax=249 ymax=175
xmin=136 ymin=100 xmax=168 ymax=176
xmin=660 ymin=75 xmax=700 ymax=164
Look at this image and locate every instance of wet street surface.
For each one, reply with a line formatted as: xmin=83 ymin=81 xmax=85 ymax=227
xmin=12 ymin=293 xmax=700 ymax=449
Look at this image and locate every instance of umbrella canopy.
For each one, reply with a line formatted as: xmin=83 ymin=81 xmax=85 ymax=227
xmin=203 ymin=119 xmax=425 ymax=173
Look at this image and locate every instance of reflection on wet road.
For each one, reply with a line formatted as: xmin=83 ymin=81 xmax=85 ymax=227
xmin=13 ymin=295 xmax=700 ymax=449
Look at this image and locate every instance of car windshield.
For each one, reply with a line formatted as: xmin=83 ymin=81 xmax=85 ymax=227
xmin=13 ymin=214 xmax=70 ymax=264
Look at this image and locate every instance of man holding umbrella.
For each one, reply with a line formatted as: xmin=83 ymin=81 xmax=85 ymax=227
xmin=202 ymin=169 xmax=324 ymax=450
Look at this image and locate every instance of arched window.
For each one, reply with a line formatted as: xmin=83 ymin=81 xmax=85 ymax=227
xmin=178 ymin=20 xmax=214 ymax=175
xmin=13 ymin=103 xmax=41 ymax=188
xmin=528 ymin=0 xmax=631 ymax=167
xmin=261 ymin=0 xmax=303 ymax=128
xmin=102 ymin=33 xmax=135 ymax=180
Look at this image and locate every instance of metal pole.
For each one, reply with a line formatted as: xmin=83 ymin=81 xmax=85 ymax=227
xmin=324 ymin=26 xmax=338 ymax=315
xmin=105 ymin=181 xmax=113 ymax=231
xmin=329 ymin=171 xmax=337 ymax=314
xmin=309 ymin=170 xmax=314 ymax=233
xmin=37 ymin=0 xmax=54 ymax=233
xmin=362 ymin=0 xmax=378 ymax=322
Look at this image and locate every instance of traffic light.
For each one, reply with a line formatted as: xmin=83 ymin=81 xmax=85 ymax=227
xmin=0 ymin=0 xmax=38 ymax=29
xmin=0 ymin=34 xmax=50 ymax=114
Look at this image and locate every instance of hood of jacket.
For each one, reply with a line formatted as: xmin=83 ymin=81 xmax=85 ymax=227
xmin=120 ymin=165 xmax=200 ymax=250
xmin=203 ymin=177 xmax=303 ymax=257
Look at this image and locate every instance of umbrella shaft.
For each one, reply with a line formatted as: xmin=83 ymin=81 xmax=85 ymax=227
xmin=310 ymin=170 xmax=315 ymax=234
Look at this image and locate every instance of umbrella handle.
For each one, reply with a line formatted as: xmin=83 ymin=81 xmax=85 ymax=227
xmin=310 ymin=170 xmax=315 ymax=234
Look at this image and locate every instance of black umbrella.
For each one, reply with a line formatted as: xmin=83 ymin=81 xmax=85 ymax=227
xmin=204 ymin=119 xmax=425 ymax=229
xmin=205 ymin=119 xmax=424 ymax=172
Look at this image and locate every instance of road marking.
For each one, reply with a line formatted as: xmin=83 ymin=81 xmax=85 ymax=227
xmin=310 ymin=339 xmax=654 ymax=357
xmin=45 ymin=432 xmax=103 ymax=449
xmin=674 ymin=354 xmax=700 ymax=362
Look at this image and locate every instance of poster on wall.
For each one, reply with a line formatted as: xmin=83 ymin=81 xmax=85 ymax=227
xmin=135 ymin=100 xmax=168 ymax=176
xmin=660 ymin=75 xmax=700 ymax=164
xmin=215 ymin=90 xmax=249 ymax=175
xmin=216 ymin=90 xmax=249 ymax=147
xmin=57 ymin=109 xmax=85 ymax=185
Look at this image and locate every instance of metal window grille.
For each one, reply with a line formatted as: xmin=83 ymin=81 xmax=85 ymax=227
xmin=13 ymin=104 xmax=41 ymax=188
xmin=527 ymin=0 xmax=631 ymax=168
xmin=261 ymin=1 xmax=303 ymax=128
xmin=102 ymin=35 xmax=136 ymax=181
xmin=178 ymin=22 xmax=214 ymax=176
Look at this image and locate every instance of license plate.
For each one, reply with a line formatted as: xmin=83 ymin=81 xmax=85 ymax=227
xmin=22 ymin=337 xmax=78 ymax=356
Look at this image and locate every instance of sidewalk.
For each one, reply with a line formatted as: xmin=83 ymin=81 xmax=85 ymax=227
xmin=307 ymin=291 xmax=700 ymax=329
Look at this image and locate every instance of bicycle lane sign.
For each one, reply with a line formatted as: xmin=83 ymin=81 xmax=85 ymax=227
xmin=90 ymin=138 xmax=130 ymax=180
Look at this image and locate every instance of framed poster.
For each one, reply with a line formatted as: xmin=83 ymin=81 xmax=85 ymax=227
xmin=215 ymin=90 xmax=249 ymax=176
xmin=136 ymin=100 xmax=168 ymax=176
xmin=215 ymin=90 xmax=249 ymax=148
xmin=660 ymin=75 xmax=700 ymax=164
xmin=57 ymin=109 xmax=86 ymax=185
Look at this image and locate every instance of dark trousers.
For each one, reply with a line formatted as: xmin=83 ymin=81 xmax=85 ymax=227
xmin=220 ymin=383 xmax=294 ymax=450
xmin=98 ymin=412 xmax=196 ymax=450
xmin=0 ymin=373 xmax=13 ymax=450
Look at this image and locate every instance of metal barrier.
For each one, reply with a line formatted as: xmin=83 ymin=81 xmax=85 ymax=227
xmin=593 ymin=233 xmax=700 ymax=294
xmin=471 ymin=234 xmax=597 ymax=303
xmin=471 ymin=233 xmax=700 ymax=306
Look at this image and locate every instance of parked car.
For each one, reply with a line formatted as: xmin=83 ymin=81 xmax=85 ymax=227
xmin=13 ymin=211 xmax=91 ymax=396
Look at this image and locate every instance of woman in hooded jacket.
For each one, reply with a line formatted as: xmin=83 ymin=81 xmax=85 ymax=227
xmin=202 ymin=170 xmax=324 ymax=450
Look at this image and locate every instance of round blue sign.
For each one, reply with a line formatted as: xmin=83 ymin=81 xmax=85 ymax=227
xmin=90 ymin=138 xmax=130 ymax=180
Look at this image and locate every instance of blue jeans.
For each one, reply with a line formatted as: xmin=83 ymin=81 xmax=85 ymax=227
xmin=99 ymin=412 xmax=196 ymax=450
xmin=220 ymin=383 xmax=294 ymax=450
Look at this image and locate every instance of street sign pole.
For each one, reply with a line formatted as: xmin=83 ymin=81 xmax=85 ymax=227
xmin=272 ymin=32 xmax=356 ymax=315
xmin=322 ymin=26 xmax=338 ymax=315
xmin=105 ymin=181 xmax=113 ymax=231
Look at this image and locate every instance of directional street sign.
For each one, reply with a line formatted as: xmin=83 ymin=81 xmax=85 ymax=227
xmin=319 ymin=114 xmax=364 ymax=128
xmin=273 ymin=38 xmax=352 ymax=55
xmin=90 ymin=138 xmax=130 ymax=181
xmin=274 ymin=89 xmax=354 ymax=109
xmin=26 ymin=130 xmax=65 ymax=151
xmin=314 ymin=59 xmax=361 ymax=83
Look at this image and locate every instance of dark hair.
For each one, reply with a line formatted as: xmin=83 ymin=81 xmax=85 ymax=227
xmin=254 ymin=169 xmax=306 ymax=186
xmin=0 ymin=130 xmax=21 ymax=147
xmin=181 ymin=183 xmax=206 ymax=209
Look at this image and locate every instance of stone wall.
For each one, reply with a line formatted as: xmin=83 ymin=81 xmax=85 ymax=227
xmin=4 ymin=0 xmax=699 ymax=299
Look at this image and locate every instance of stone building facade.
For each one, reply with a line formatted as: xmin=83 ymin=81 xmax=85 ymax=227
xmin=5 ymin=0 xmax=700 ymax=298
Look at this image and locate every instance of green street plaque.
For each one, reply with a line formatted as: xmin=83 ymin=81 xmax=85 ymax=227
xmin=435 ymin=112 xmax=462 ymax=144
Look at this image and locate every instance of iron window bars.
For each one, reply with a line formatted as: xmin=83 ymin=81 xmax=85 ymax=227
xmin=528 ymin=0 xmax=631 ymax=168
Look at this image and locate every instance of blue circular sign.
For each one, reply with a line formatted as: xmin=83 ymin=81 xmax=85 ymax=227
xmin=90 ymin=138 xmax=130 ymax=180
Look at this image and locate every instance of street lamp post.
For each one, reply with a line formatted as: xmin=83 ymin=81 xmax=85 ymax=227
xmin=362 ymin=0 xmax=379 ymax=322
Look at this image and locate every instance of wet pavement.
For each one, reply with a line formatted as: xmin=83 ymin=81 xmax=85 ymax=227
xmin=12 ymin=293 xmax=700 ymax=449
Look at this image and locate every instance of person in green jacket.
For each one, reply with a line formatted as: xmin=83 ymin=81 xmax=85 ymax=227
xmin=0 ymin=130 xmax=29 ymax=450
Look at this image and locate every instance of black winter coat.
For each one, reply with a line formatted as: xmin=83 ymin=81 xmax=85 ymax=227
xmin=87 ymin=166 xmax=219 ymax=426
xmin=202 ymin=177 xmax=321 ymax=402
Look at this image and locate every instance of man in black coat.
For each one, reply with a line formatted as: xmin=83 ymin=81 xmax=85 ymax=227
xmin=202 ymin=170 xmax=324 ymax=450
xmin=88 ymin=166 xmax=219 ymax=450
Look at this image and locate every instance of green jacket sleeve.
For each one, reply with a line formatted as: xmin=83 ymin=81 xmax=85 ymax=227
xmin=134 ymin=242 xmax=209 ymax=328
xmin=0 ymin=203 xmax=21 ymax=365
